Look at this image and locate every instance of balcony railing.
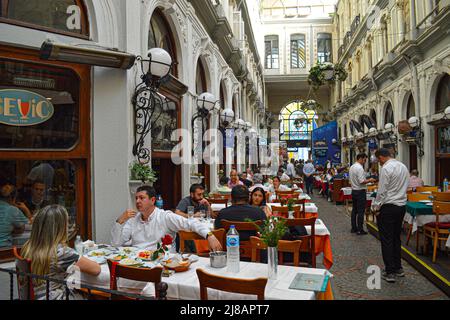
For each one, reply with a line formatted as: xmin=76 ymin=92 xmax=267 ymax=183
xmin=338 ymin=14 xmax=361 ymax=59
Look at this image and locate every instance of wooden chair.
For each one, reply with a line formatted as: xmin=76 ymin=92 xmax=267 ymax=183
xmin=13 ymin=247 xmax=34 ymax=300
xmin=107 ymin=260 xmax=167 ymax=300
xmin=416 ymin=186 xmax=439 ymax=193
xmin=275 ymin=190 xmax=295 ymax=202
xmin=423 ymin=201 xmax=450 ymax=263
xmin=196 ymin=268 xmax=267 ymax=300
xmin=270 ymin=205 xmax=305 ymax=219
xmin=221 ymin=220 xmax=262 ymax=259
xmin=282 ymin=218 xmax=317 ymax=268
xmin=178 ymin=229 xmax=225 ymax=257
xmin=250 ymin=236 xmax=303 ymax=266
xmin=432 ymin=192 xmax=450 ymax=202
xmin=367 ymin=185 xmax=378 ymax=192
xmin=407 ymin=193 xmax=432 ymax=202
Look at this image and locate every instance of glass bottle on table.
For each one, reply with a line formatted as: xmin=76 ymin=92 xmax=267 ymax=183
xmin=187 ymin=206 xmax=194 ymax=220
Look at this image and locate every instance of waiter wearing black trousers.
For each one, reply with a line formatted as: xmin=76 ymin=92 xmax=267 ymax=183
xmin=372 ymin=148 xmax=409 ymax=283
xmin=349 ymin=153 xmax=376 ymax=235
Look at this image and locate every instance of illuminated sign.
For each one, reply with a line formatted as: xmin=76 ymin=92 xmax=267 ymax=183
xmin=0 ymin=89 xmax=54 ymax=126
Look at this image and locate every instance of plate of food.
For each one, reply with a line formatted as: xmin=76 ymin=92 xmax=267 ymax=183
xmin=161 ymin=258 xmax=191 ymax=272
xmin=109 ymin=254 xmax=129 ymax=262
xmin=87 ymin=249 xmax=112 ymax=257
xmin=119 ymin=247 xmax=137 ymax=255
xmin=137 ymin=250 xmax=157 ymax=261
xmin=119 ymin=258 xmax=143 ymax=267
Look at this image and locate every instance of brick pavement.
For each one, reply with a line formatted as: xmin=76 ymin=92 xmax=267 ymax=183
xmin=312 ymin=194 xmax=449 ymax=300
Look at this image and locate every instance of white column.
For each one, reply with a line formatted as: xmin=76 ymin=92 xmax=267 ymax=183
xmin=397 ymin=2 xmax=405 ymax=42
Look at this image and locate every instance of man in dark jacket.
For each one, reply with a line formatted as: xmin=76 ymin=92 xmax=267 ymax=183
xmin=214 ymin=185 xmax=266 ymax=241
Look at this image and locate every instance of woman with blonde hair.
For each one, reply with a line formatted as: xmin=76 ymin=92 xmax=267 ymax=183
xmin=21 ymin=205 xmax=100 ymax=300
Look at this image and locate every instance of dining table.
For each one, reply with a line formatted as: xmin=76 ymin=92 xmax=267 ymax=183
xmin=404 ymin=201 xmax=450 ymax=234
xmin=78 ymin=253 xmax=334 ymax=300
xmin=192 ymin=217 xmax=333 ymax=270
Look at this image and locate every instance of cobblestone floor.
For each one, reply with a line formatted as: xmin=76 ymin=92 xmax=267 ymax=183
xmin=313 ymin=193 xmax=449 ymax=300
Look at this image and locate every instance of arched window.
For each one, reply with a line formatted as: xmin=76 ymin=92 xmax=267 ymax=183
xmin=370 ymin=109 xmax=377 ymax=127
xmin=406 ymin=94 xmax=415 ymax=119
xmin=279 ymin=101 xmax=318 ymax=141
xmin=435 ymin=74 xmax=450 ymax=114
xmin=0 ymin=0 xmax=89 ymax=37
xmin=148 ymin=8 xmax=177 ymax=76
xmin=290 ymin=34 xmax=306 ymax=69
xmin=384 ymin=103 xmax=394 ymax=125
xmin=195 ymin=59 xmax=207 ymax=95
xmin=264 ymin=35 xmax=279 ymax=69
xmin=317 ymin=33 xmax=332 ymax=63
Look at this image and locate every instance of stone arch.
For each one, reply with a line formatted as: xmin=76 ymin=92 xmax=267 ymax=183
xmin=382 ymin=99 xmax=395 ymax=126
xmin=86 ymin=0 xmax=120 ymax=48
xmin=428 ymin=72 xmax=450 ymax=115
xmin=142 ymin=1 xmax=185 ymax=82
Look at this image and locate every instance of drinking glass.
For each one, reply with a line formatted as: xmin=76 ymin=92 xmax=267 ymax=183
xmin=187 ymin=206 xmax=194 ymax=219
xmin=200 ymin=209 xmax=206 ymax=221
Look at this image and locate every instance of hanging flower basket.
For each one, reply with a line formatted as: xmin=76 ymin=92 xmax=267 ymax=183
xmin=308 ymin=62 xmax=348 ymax=90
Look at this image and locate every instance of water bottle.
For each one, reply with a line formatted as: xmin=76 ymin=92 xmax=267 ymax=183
xmin=226 ymin=226 xmax=240 ymax=273
xmin=444 ymin=178 xmax=449 ymax=192
xmin=156 ymin=195 xmax=164 ymax=209
xmin=74 ymin=235 xmax=83 ymax=255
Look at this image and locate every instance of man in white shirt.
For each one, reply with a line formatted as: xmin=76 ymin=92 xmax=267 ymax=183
xmin=111 ymin=185 xmax=222 ymax=251
xmin=286 ymin=158 xmax=296 ymax=179
xmin=349 ymin=153 xmax=376 ymax=235
xmin=372 ymin=149 xmax=409 ymax=283
xmin=303 ymin=160 xmax=316 ymax=195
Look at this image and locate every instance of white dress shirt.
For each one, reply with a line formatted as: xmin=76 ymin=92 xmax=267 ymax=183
xmin=111 ymin=207 xmax=210 ymax=249
xmin=349 ymin=162 xmax=367 ymax=190
xmin=373 ymin=159 xmax=409 ymax=208
xmin=286 ymin=163 xmax=295 ymax=177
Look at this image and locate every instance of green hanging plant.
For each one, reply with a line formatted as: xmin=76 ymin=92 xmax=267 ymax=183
xmin=308 ymin=62 xmax=348 ymax=90
xmin=129 ymin=162 xmax=158 ymax=184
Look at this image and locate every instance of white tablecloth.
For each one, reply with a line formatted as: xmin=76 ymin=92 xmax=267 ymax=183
xmin=211 ymin=203 xmax=227 ymax=212
xmin=267 ymin=203 xmax=318 ymax=214
xmin=446 ymin=236 xmax=450 ymax=248
xmin=404 ymin=212 xmax=450 ymax=234
xmin=78 ymin=257 xmax=332 ymax=300
xmin=341 ymin=187 xmax=352 ymax=196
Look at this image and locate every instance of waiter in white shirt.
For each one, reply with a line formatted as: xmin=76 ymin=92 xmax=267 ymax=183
xmin=372 ymin=148 xmax=409 ymax=283
xmin=349 ymin=153 xmax=376 ymax=235
xmin=111 ymin=185 xmax=222 ymax=251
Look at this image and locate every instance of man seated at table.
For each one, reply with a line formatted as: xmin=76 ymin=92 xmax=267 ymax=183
xmin=21 ymin=180 xmax=50 ymax=217
xmin=111 ymin=185 xmax=222 ymax=251
xmin=175 ymin=184 xmax=215 ymax=219
xmin=228 ymin=169 xmax=244 ymax=188
xmin=214 ymin=185 xmax=267 ymax=241
xmin=249 ymin=173 xmax=268 ymax=192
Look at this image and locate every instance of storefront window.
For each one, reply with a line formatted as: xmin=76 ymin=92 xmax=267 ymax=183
xmin=0 ymin=59 xmax=80 ymax=150
xmin=0 ymin=160 xmax=77 ymax=249
xmin=437 ymin=126 xmax=450 ymax=154
xmin=0 ymin=0 xmax=89 ymax=36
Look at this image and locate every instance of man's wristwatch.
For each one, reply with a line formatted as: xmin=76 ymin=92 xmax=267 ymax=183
xmin=206 ymin=231 xmax=213 ymax=239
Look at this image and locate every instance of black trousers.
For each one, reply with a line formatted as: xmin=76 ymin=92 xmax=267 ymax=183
xmin=376 ymin=204 xmax=406 ymax=274
xmin=351 ymin=189 xmax=366 ymax=231
xmin=305 ymin=175 xmax=314 ymax=194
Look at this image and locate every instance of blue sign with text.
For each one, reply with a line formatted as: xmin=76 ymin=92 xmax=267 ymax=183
xmin=0 ymin=89 xmax=54 ymax=126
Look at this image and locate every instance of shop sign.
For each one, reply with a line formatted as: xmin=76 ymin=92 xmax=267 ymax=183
xmin=0 ymin=89 xmax=54 ymax=126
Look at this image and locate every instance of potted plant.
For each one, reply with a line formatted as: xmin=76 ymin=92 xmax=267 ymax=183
xmin=308 ymin=62 xmax=348 ymax=90
xmin=249 ymin=217 xmax=288 ymax=280
xmin=129 ymin=161 xmax=157 ymax=185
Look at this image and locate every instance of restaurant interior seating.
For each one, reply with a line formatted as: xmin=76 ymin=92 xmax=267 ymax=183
xmin=107 ymin=260 xmax=167 ymax=300
xmin=423 ymin=201 xmax=450 ymax=263
xmin=196 ymin=268 xmax=267 ymax=300
xmin=250 ymin=236 xmax=303 ymax=267
xmin=271 ymin=205 xmax=305 ymax=219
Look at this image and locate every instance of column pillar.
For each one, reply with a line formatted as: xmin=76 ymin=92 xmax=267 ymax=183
xmin=410 ymin=0 xmax=418 ymax=40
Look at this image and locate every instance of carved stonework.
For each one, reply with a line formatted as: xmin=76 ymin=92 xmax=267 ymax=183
xmin=174 ymin=8 xmax=187 ymax=45
xmin=192 ymin=33 xmax=201 ymax=57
